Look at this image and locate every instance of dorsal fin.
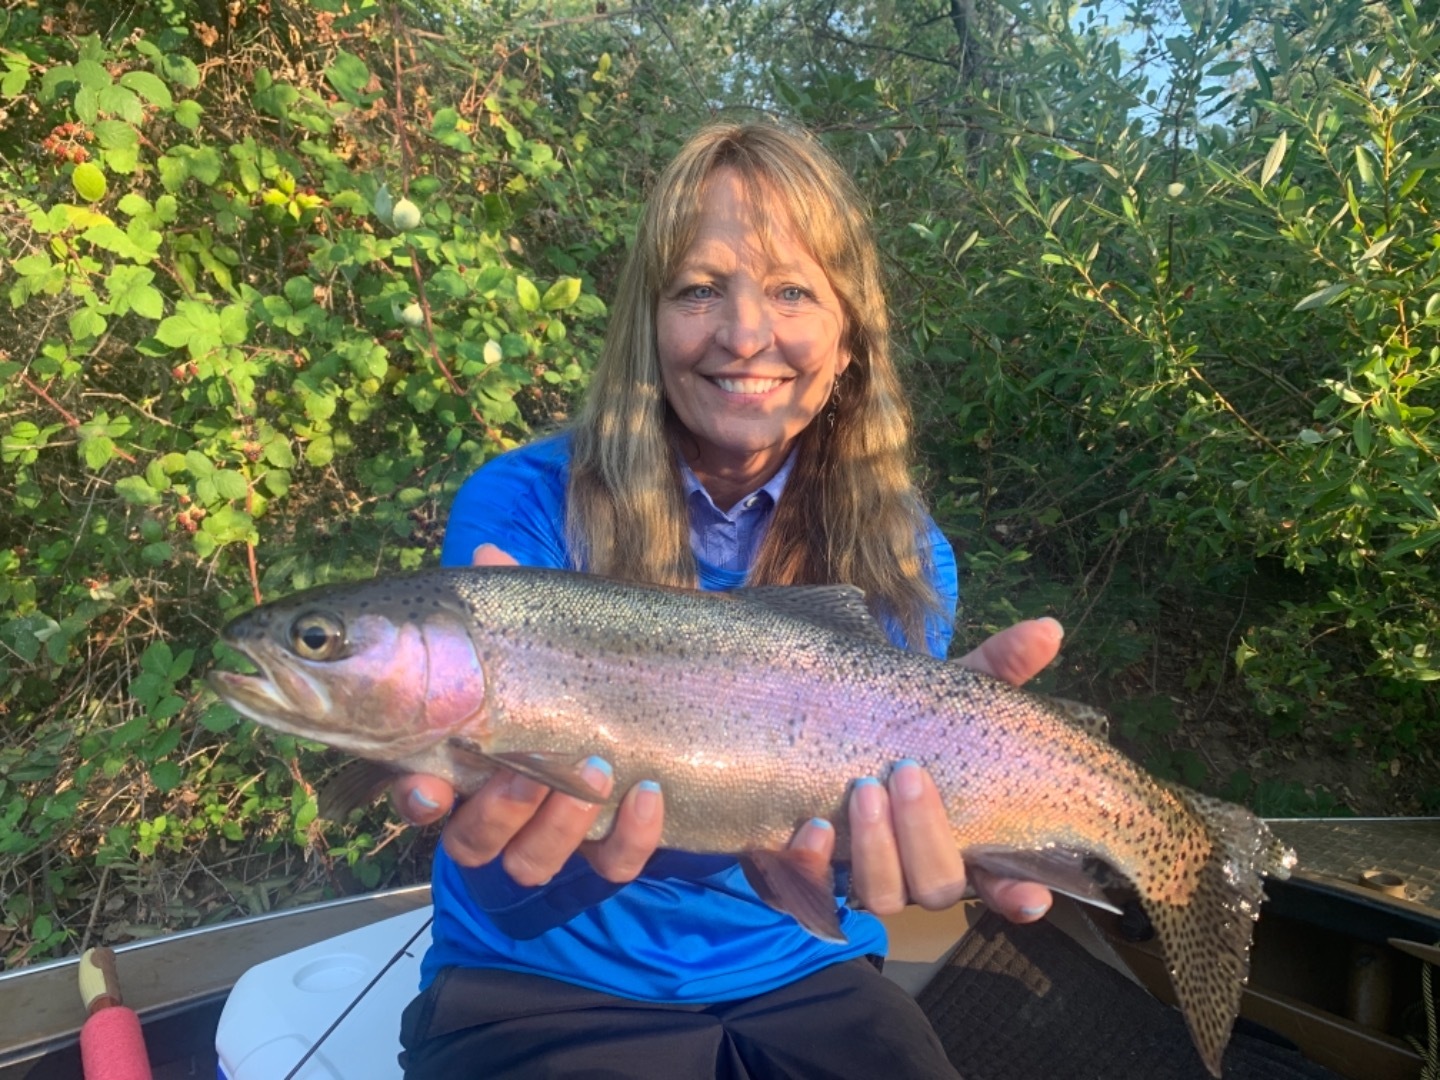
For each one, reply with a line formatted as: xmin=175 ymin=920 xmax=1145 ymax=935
xmin=1045 ymin=696 xmax=1111 ymax=741
xmin=732 ymin=584 xmax=889 ymax=644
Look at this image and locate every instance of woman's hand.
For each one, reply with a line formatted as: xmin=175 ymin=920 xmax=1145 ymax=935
xmin=793 ymin=618 xmax=1065 ymax=924
xmin=388 ymin=544 xmax=667 ymax=886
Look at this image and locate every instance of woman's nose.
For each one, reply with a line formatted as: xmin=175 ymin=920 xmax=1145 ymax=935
xmin=716 ymin=292 xmax=773 ymax=357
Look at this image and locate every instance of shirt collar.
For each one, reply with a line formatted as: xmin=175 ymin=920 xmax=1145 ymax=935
xmin=679 ymin=449 xmax=796 ymax=519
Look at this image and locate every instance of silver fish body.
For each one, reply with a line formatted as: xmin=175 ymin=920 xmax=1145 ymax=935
xmin=209 ymin=566 xmax=1294 ymax=1076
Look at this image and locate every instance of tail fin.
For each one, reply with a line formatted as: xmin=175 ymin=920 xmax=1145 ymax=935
xmin=1139 ymin=788 xmax=1295 ymax=1078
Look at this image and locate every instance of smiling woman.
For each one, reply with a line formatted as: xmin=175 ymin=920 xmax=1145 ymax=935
xmin=564 ymin=123 xmax=942 ymax=648
xmin=390 ymin=121 xmax=1061 ymax=1080
xmin=656 ymin=167 xmax=850 ymax=510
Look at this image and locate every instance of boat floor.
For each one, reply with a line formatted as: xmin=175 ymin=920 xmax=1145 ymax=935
xmin=924 ymin=907 xmax=1337 ymax=1079
xmin=2 ymin=818 xmax=1437 ymax=1079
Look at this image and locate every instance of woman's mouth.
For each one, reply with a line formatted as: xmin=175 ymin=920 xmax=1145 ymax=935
xmin=709 ymin=376 xmax=788 ymax=395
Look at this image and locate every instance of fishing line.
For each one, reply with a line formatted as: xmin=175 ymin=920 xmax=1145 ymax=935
xmin=281 ymin=913 xmax=434 ymax=1080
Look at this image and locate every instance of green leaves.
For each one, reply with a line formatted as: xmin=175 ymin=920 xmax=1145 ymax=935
xmin=0 ymin=0 xmax=630 ymax=965
xmin=1294 ymin=282 xmax=1350 ymax=311
xmin=157 ymin=145 xmax=224 ymax=191
xmin=156 ymin=300 xmax=247 ymax=359
xmin=69 ymin=305 xmax=106 ymax=342
xmin=542 ymin=277 xmax=582 ymax=311
xmin=1260 ymin=131 xmax=1287 ymax=188
xmin=323 ymin=50 xmax=376 ymax=106
xmin=115 ymin=475 xmax=163 ymax=505
xmin=515 ymin=274 xmax=541 ymax=311
xmin=48 ymin=51 xmax=164 ymax=128
xmin=106 ymin=266 xmax=164 ymax=319
xmin=119 ymin=70 xmax=171 ymax=109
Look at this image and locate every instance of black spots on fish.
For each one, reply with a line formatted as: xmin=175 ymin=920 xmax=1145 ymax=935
xmin=1132 ymin=797 xmax=1288 ymax=1077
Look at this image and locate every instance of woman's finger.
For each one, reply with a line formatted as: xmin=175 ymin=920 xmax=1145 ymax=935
xmin=888 ymin=761 xmax=969 ymax=911
xmin=472 ymin=544 xmax=519 ymax=566
xmin=845 ymin=777 xmax=907 ymax=914
xmin=440 ymin=767 xmax=552 ymax=868
xmin=790 ymin=816 xmax=836 ymax=858
xmin=390 ymin=774 xmax=457 ymax=826
xmin=971 ymin=867 xmax=1052 ymax=924
xmin=498 ymin=757 xmax=616 ymax=886
xmin=582 ymin=780 xmax=665 ymax=883
xmin=954 ymin=618 xmax=1063 ymax=686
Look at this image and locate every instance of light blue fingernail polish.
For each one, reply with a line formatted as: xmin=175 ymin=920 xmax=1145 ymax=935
xmin=854 ymin=776 xmax=881 ymax=788
xmin=1020 ymin=904 xmax=1048 ymax=917
xmin=583 ymin=755 xmax=613 ymax=777
xmin=637 ymin=779 xmax=661 ymax=793
xmin=894 ymin=758 xmax=920 ymax=770
xmin=809 ymin=817 xmax=833 ymax=831
xmin=411 ymin=790 xmax=439 ymax=810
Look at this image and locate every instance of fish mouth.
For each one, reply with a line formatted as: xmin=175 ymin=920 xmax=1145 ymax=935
xmin=207 ymin=642 xmax=333 ymax=732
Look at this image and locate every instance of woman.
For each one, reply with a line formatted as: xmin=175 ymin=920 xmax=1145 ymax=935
xmin=393 ymin=121 xmax=1061 ymax=1078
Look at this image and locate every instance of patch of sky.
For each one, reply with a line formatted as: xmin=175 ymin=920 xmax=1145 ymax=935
xmin=1072 ymin=0 xmax=1258 ymax=136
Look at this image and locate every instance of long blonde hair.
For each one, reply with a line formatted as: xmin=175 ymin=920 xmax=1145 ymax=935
xmin=568 ymin=121 xmax=943 ymax=647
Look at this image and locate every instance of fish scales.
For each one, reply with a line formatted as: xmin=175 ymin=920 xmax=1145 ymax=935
xmin=209 ymin=565 xmax=1294 ymax=1078
xmin=450 ymin=570 xmax=1203 ymax=902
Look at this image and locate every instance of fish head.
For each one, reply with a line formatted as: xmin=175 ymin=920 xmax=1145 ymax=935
xmin=207 ymin=582 xmax=489 ymax=761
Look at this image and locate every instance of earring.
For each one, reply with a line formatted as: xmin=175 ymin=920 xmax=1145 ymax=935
xmin=825 ymin=379 xmax=841 ymax=431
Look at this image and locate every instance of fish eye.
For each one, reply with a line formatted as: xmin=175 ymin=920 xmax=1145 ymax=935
xmin=290 ymin=613 xmax=346 ymax=661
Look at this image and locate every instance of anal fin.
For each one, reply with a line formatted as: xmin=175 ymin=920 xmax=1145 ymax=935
xmin=965 ymin=845 xmax=1126 ymax=915
xmin=740 ymin=848 xmax=846 ymax=944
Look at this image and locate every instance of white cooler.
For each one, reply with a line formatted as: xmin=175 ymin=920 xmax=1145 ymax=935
xmin=215 ymin=906 xmax=432 ymax=1080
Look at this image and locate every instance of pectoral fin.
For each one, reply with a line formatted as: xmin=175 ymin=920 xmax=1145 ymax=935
xmin=740 ymin=848 xmax=847 ymax=944
xmin=318 ymin=760 xmax=397 ymax=820
xmin=446 ymin=738 xmax=610 ymax=804
xmin=964 ymin=845 xmax=1127 ymax=915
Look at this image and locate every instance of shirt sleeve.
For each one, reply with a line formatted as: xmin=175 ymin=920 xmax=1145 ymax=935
xmin=440 ymin=436 xmax=572 ymax=570
xmin=922 ymin=517 xmax=960 ymax=659
xmin=457 ymin=850 xmax=741 ymax=940
xmin=457 ymin=852 xmax=626 ymax=940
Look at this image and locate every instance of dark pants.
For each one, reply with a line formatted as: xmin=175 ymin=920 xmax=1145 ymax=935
xmin=399 ymin=959 xmax=961 ymax=1080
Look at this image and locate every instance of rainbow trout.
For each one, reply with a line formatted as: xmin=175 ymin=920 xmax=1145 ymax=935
xmin=208 ymin=566 xmax=1294 ymax=1076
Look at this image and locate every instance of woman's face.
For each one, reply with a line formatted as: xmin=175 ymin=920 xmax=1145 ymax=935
xmin=656 ymin=168 xmax=849 ymax=499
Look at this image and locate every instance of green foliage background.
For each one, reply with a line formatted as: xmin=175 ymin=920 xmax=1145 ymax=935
xmin=1 ymin=0 xmax=1436 ymax=962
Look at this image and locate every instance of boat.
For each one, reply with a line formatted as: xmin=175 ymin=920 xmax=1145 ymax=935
xmin=1 ymin=817 xmax=1436 ymax=1080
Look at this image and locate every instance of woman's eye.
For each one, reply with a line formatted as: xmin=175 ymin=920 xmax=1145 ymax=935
xmin=779 ymin=286 xmax=808 ymax=302
xmin=686 ymin=284 xmax=715 ymax=300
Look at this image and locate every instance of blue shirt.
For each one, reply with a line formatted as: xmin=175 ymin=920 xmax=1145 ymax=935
xmin=679 ymin=452 xmax=794 ymax=572
xmin=425 ymin=433 xmax=959 ymax=1002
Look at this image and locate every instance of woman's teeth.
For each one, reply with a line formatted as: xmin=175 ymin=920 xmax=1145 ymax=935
xmin=712 ymin=376 xmax=785 ymax=394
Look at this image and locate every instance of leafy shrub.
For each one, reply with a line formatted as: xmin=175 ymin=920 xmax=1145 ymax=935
xmin=855 ymin=0 xmax=1439 ymax=760
xmin=0 ymin=0 xmax=659 ymax=963
xmin=3 ymin=0 xmax=1437 ymax=964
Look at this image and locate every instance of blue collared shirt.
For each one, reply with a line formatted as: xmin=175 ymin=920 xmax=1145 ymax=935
xmin=678 ymin=452 xmax=795 ymax=572
xmin=427 ymin=433 xmax=959 ymax=1004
